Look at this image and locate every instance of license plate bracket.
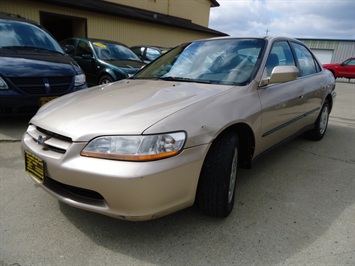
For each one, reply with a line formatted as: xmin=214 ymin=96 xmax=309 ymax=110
xmin=25 ymin=151 xmax=45 ymax=183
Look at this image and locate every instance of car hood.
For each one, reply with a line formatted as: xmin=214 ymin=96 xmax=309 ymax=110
xmin=31 ymin=79 xmax=233 ymax=141
xmin=323 ymin=63 xmax=340 ymax=67
xmin=0 ymin=55 xmax=79 ymax=77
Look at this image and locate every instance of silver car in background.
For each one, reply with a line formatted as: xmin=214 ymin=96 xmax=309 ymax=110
xmin=22 ymin=36 xmax=336 ymax=221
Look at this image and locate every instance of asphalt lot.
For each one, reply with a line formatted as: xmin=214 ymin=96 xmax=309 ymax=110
xmin=0 ymin=82 xmax=354 ymax=266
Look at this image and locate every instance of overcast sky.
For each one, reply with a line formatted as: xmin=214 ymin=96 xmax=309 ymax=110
xmin=209 ymin=0 xmax=355 ymax=40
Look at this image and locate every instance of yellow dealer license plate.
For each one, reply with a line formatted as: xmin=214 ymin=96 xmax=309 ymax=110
xmin=25 ymin=151 xmax=45 ymax=183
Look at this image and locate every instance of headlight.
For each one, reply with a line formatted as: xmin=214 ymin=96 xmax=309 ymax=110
xmin=81 ymin=132 xmax=186 ymax=161
xmin=0 ymin=77 xmax=9 ymax=90
xmin=74 ymin=74 xmax=86 ymax=87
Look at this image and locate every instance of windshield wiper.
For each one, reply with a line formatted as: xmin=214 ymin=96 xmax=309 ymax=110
xmin=159 ymin=76 xmax=212 ymax=84
xmin=122 ymin=58 xmax=145 ymax=63
xmin=103 ymin=58 xmax=143 ymax=63
xmin=34 ymin=47 xmax=63 ymax=54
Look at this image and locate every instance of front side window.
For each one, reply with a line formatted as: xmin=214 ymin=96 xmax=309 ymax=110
xmin=135 ymin=39 xmax=266 ymax=85
xmin=291 ymin=42 xmax=320 ymax=77
xmin=76 ymin=40 xmax=92 ymax=57
xmin=343 ymin=58 xmax=355 ymax=66
xmin=264 ymin=41 xmax=296 ymax=77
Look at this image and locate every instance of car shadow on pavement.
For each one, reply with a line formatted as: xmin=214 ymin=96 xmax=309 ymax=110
xmin=0 ymin=116 xmax=32 ymax=141
xmin=58 ymin=123 xmax=355 ymax=265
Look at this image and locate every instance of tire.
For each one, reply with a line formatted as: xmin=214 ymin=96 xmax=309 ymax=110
xmin=99 ymin=75 xmax=114 ymax=85
xmin=305 ymin=100 xmax=330 ymax=141
xmin=196 ymin=130 xmax=239 ymax=217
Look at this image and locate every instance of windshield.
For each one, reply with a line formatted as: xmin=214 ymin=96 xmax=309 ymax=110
xmin=134 ymin=38 xmax=266 ymax=85
xmin=0 ymin=19 xmax=63 ymax=53
xmin=92 ymin=41 xmax=142 ymax=61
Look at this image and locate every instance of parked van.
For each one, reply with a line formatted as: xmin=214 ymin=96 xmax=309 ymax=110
xmin=0 ymin=13 xmax=87 ymax=115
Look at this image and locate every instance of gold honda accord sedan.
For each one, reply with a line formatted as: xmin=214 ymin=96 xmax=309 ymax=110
xmin=22 ymin=36 xmax=336 ymax=221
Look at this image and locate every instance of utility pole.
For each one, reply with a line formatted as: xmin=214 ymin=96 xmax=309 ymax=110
xmin=265 ymin=29 xmax=270 ymax=35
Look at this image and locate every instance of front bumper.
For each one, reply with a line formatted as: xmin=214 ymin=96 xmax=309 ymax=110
xmin=21 ymin=126 xmax=208 ymax=221
xmin=0 ymin=83 xmax=87 ymax=115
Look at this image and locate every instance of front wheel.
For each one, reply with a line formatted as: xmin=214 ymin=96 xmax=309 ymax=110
xmin=305 ymin=100 xmax=330 ymax=140
xmin=99 ymin=75 xmax=114 ymax=85
xmin=195 ymin=130 xmax=239 ymax=217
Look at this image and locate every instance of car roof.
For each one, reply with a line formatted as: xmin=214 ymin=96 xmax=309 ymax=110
xmin=0 ymin=12 xmax=59 ymax=40
xmin=202 ymin=35 xmax=299 ymax=42
xmin=0 ymin=12 xmax=40 ymax=26
xmin=185 ymin=36 xmax=309 ymax=48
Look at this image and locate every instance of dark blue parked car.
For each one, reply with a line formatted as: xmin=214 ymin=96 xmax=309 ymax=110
xmin=0 ymin=14 xmax=87 ymax=115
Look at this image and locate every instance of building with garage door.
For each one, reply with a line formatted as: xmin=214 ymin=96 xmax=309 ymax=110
xmin=1 ymin=0 xmax=226 ymax=47
xmin=299 ymin=38 xmax=355 ymax=64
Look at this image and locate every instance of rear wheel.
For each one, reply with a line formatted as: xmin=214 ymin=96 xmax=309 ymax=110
xmin=305 ymin=100 xmax=330 ymax=140
xmin=196 ymin=130 xmax=239 ymax=217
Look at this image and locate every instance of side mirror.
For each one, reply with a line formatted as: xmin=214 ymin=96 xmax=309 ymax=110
xmin=260 ymin=66 xmax=298 ymax=86
xmin=140 ymin=47 xmax=145 ymax=56
xmin=64 ymin=44 xmax=75 ymax=55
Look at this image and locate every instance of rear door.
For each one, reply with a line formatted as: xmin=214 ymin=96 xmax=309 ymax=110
xmin=290 ymin=41 xmax=326 ymax=125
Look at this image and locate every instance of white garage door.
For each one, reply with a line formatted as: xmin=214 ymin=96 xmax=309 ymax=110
xmin=311 ymin=49 xmax=334 ymax=64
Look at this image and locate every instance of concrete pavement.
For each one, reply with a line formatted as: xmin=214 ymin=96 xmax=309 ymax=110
xmin=0 ymin=82 xmax=354 ymax=265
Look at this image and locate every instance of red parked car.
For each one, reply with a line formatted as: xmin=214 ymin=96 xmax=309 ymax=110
xmin=323 ymin=57 xmax=355 ymax=79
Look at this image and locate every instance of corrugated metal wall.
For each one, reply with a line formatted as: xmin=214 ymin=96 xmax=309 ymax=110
xmin=334 ymin=42 xmax=355 ymax=62
xmin=301 ymin=39 xmax=355 ymax=63
xmin=0 ymin=0 xmax=217 ymax=47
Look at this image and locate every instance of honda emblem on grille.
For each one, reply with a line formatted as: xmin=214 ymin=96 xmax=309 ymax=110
xmin=37 ymin=135 xmax=47 ymax=145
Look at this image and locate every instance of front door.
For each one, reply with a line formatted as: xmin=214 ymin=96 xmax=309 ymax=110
xmin=257 ymin=41 xmax=305 ymax=153
xmin=74 ymin=40 xmax=97 ymax=86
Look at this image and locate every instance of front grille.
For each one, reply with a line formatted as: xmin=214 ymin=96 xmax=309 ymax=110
xmin=11 ymin=77 xmax=45 ymax=94
xmin=9 ymin=76 xmax=73 ymax=95
xmin=47 ymin=77 xmax=73 ymax=94
xmin=27 ymin=125 xmax=72 ymax=154
xmin=37 ymin=126 xmax=72 ymax=143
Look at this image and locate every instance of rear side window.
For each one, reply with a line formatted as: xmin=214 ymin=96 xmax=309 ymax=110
xmin=291 ymin=42 xmax=321 ymax=77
